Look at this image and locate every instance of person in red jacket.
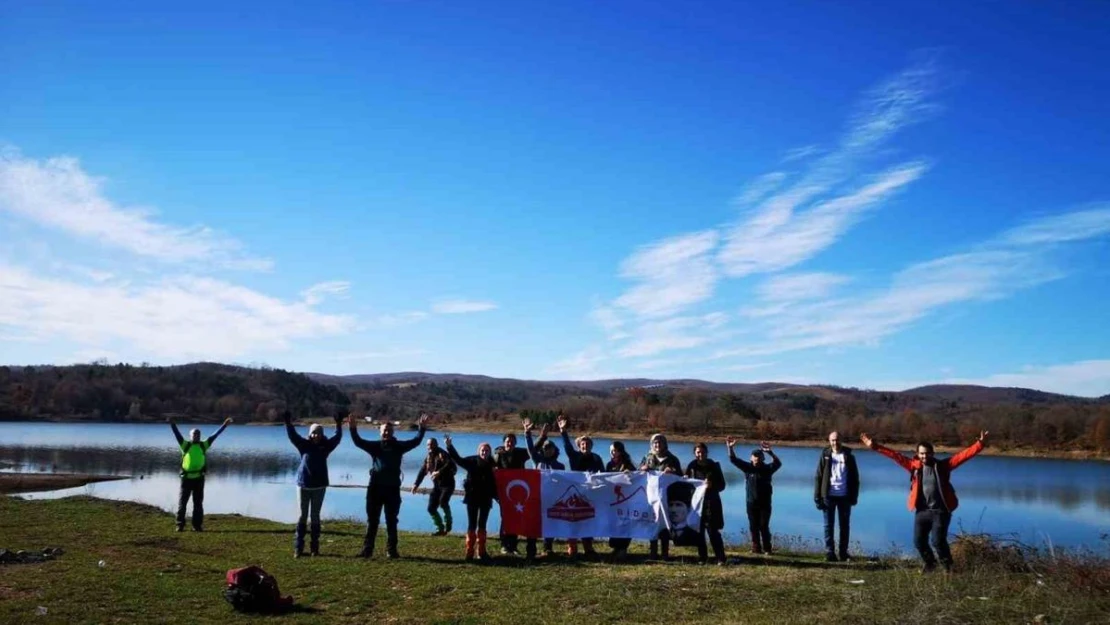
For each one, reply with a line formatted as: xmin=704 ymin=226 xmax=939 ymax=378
xmin=860 ymin=430 xmax=989 ymax=573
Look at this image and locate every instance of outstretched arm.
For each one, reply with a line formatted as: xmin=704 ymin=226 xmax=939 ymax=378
xmin=326 ymin=412 xmax=345 ymax=451
xmin=860 ymin=433 xmax=914 ymax=472
xmin=207 ymin=418 xmax=232 ymax=445
xmin=767 ymin=449 xmax=782 ymax=474
xmin=396 ymin=415 xmax=429 ymax=453
xmin=946 ymin=431 xmax=988 ymax=471
xmin=525 ymin=430 xmax=542 ymax=465
xmin=283 ymin=411 xmax=307 ymax=450
xmin=348 ymin=417 xmax=378 ymax=455
xmin=445 ymin=440 xmax=477 ymax=472
xmin=168 ymin=418 xmax=184 ymax=445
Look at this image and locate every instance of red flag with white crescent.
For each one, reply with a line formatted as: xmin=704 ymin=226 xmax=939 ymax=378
xmin=495 ymin=468 xmax=542 ymax=538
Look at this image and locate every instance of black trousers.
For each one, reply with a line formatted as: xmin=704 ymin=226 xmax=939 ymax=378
xmin=364 ymin=483 xmax=402 ymax=553
xmin=747 ymin=502 xmax=773 ymax=552
xmin=913 ymin=509 xmax=953 ymax=568
xmin=176 ymin=476 xmax=204 ymax=530
xmin=466 ymin=501 xmax=491 ymax=532
xmin=823 ymin=496 xmax=852 ymax=557
xmin=427 ymin=482 xmax=454 ymax=513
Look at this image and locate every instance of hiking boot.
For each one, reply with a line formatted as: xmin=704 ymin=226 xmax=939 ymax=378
xmin=542 ymin=548 xmax=555 ymax=558
xmin=386 ymin=550 xmax=400 ymax=560
xmin=921 ymin=562 xmax=937 ymax=574
xmin=294 ymin=551 xmax=304 ymax=559
xmin=825 ymin=552 xmax=838 ymax=563
xmin=175 ymin=526 xmax=184 ymax=533
xmin=310 ymin=549 xmax=320 ymax=557
xmin=839 ymin=553 xmax=853 ymax=563
xmin=499 ymin=547 xmax=512 ymax=556
xmin=356 ymin=548 xmax=373 ymax=559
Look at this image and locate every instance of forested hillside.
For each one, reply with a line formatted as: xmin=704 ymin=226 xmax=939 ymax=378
xmin=3 ymin=363 xmax=1108 ymax=453
xmin=0 ymin=362 xmax=348 ymax=422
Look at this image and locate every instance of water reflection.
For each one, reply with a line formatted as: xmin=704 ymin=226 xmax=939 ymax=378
xmin=3 ymin=422 xmax=1109 ymax=553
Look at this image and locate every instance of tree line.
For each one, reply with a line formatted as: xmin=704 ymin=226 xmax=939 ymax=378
xmin=2 ymin=363 xmax=1108 ymax=453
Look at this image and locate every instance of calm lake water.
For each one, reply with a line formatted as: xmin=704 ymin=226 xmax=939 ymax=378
xmin=3 ymin=422 xmax=1108 ymax=555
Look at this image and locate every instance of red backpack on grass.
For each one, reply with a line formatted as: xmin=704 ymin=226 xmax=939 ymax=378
xmin=224 ymin=565 xmax=294 ymax=613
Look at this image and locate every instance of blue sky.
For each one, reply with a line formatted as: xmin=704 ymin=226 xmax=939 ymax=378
xmin=2 ymin=1 xmax=1109 ymax=396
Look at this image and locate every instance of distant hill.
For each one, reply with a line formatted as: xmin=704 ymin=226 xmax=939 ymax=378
xmin=1 ymin=362 xmax=348 ymax=422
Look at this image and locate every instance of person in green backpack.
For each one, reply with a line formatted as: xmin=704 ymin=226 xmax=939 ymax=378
xmin=169 ymin=416 xmax=232 ymax=532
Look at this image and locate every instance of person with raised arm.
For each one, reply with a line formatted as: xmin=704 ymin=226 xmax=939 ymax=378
xmin=168 ymin=416 xmax=231 ymax=532
xmin=412 ymin=438 xmax=457 ymax=536
xmin=685 ymin=442 xmax=728 ymax=564
xmin=556 ymin=415 xmax=604 ymax=557
xmin=444 ymin=434 xmax=498 ymax=562
xmin=524 ymin=420 xmax=565 ymax=558
xmin=727 ymin=437 xmax=782 ymax=555
xmin=606 ymin=440 xmax=637 ymax=559
xmin=639 ymin=433 xmax=682 ymax=560
xmin=493 ymin=429 xmax=531 ymax=556
xmin=861 ymin=430 xmax=990 ymax=573
xmin=813 ymin=431 xmax=861 ymax=562
xmin=349 ymin=413 xmax=429 ymax=559
xmin=283 ymin=409 xmax=344 ymax=558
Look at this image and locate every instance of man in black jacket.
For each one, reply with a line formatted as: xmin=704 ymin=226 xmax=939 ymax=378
xmin=813 ymin=431 xmax=860 ymax=562
xmin=350 ymin=413 xmax=428 ymax=558
xmin=412 ymin=438 xmax=456 ymax=536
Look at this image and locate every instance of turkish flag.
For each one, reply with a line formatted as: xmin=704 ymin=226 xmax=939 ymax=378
xmin=495 ymin=469 xmax=542 ymax=538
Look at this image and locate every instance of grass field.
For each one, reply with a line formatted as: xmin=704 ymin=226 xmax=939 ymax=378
xmin=0 ymin=496 xmax=1107 ymax=624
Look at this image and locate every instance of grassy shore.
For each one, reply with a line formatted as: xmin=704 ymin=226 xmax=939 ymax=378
xmin=0 ymin=473 xmax=127 ymax=494
xmin=1 ymin=497 xmax=1107 ymax=624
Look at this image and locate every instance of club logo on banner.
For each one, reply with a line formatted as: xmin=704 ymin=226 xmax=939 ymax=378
xmin=495 ymin=469 xmax=706 ymax=539
xmin=547 ymin=485 xmax=596 ymax=522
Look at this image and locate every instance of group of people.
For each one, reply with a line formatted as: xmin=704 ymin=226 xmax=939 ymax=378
xmin=170 ymin=413 xmax=989 ymax=573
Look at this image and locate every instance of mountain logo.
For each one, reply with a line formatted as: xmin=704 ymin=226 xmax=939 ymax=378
xmin=547 ymin=485 xmax=596 ymax=522
xmin=610 ymin=484 xmax=645 ymax=506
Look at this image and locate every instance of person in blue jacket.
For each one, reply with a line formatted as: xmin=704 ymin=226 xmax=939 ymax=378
xmin=283 ymin=409 xmax=344 ymax=558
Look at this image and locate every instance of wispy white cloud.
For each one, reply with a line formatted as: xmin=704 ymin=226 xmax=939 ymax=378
xmin=613 ymin=229 xmax=719 ymax=318
xmin=545 ymin=345 xmax=610 ymax=378
xmin=719 ymin=161 xmax=928 ymax=277
xmin=431 ymin=299 xmax=498 ymax=314
xmin=755 ymin=272 xmax=851 ymax=303
xmin=616 ymin=313 xmax=727 ymax=358
xmin=716 ymin=206 xmax=1110 ymax=358
xmin=782 ymin=145 xmax=821 ymax=163
xmin=899 ymin=360 xmax=1110 ymax=398
xmin=301 ymin=281 xmax=350 ymax=305
xmin=733 ymin=172 xmax=788 ymax=207
xmin=0 ymin=149 xmax=272 ymax=270
xmin=725 ymin=361 xmax=777 ymax=372
xmin=0 ymin=264 xmax=354 ymax=360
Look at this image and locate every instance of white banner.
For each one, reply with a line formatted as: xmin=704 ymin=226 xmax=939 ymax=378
xmin=535 ymin=470 xmax=706 ymax=539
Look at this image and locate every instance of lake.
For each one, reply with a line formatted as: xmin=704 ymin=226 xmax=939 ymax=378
xmin=3 ymin=422 xmax=1108 ymax=556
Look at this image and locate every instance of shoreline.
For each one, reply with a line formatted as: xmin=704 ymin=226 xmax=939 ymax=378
xmin=0 ymin=472 xmax=129 ymax=494
xmin=4 ymin=418 xmax=1107 ymax=461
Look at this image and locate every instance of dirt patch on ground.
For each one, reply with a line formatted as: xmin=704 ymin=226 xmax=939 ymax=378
xmin=0 ymin=473 xmax=128 ymax=494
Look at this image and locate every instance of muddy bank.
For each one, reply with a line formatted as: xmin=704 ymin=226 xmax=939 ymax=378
xmin=0 ymin=473 xmax=128 ymax=494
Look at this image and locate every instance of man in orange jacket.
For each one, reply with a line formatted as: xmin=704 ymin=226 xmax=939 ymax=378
xmin=860 ymin=430 xmax=989 ymax=573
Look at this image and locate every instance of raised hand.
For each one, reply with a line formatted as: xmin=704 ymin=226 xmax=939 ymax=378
xmin=760 ymin=441 xmax=771 ymax=452
xmin=282 ymin=411 xmax=293 ymax=423
xmin=540 ymin=423 xmax=551 ymax=436
xmin=223 ymin=418 xmax=233 ymax=426
xmin=347 ymin=415 xmax=358 ymax=429
xmin=725 ymin=436 xmax=737 ymax=449
xmin=443 ymin=434 xmax=453 ymax=447
xmin=556 ymin=415 xmax=568 ymax=432
xmin=522 ymin=419 xmax=534 ymax=433
xmin=978 ymin=430 xmax=990 ymax=444
xmin=418 ymin=413 xmax=430 ymax=427
xmin=860 ymin=433 xmax=874 ymax=449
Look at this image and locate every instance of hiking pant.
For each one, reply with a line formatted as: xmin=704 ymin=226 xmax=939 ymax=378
xmin=176 ymin=476 xmax=204 ymax=530
xmin=703 ymin=526 xmax=725 ymax=562
xmin=608 ymin=537 xmax=631 ymax=552
xmin=913 ymin=509 xmax=953 ymax=569
xmin=465 ymin=501 xmax=491 ymax=532
xmin=823 ymin=495 xmax=852 ymax=558
xmin=363 ymin=483 xmax=402 ymax=555
xmin=295 ymin=486 xmax=326 ymax=554
xmin=427 ymin=481 xmax=454 ymax=532
xmin=747 ymin=501 xmax=773 ymax=552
